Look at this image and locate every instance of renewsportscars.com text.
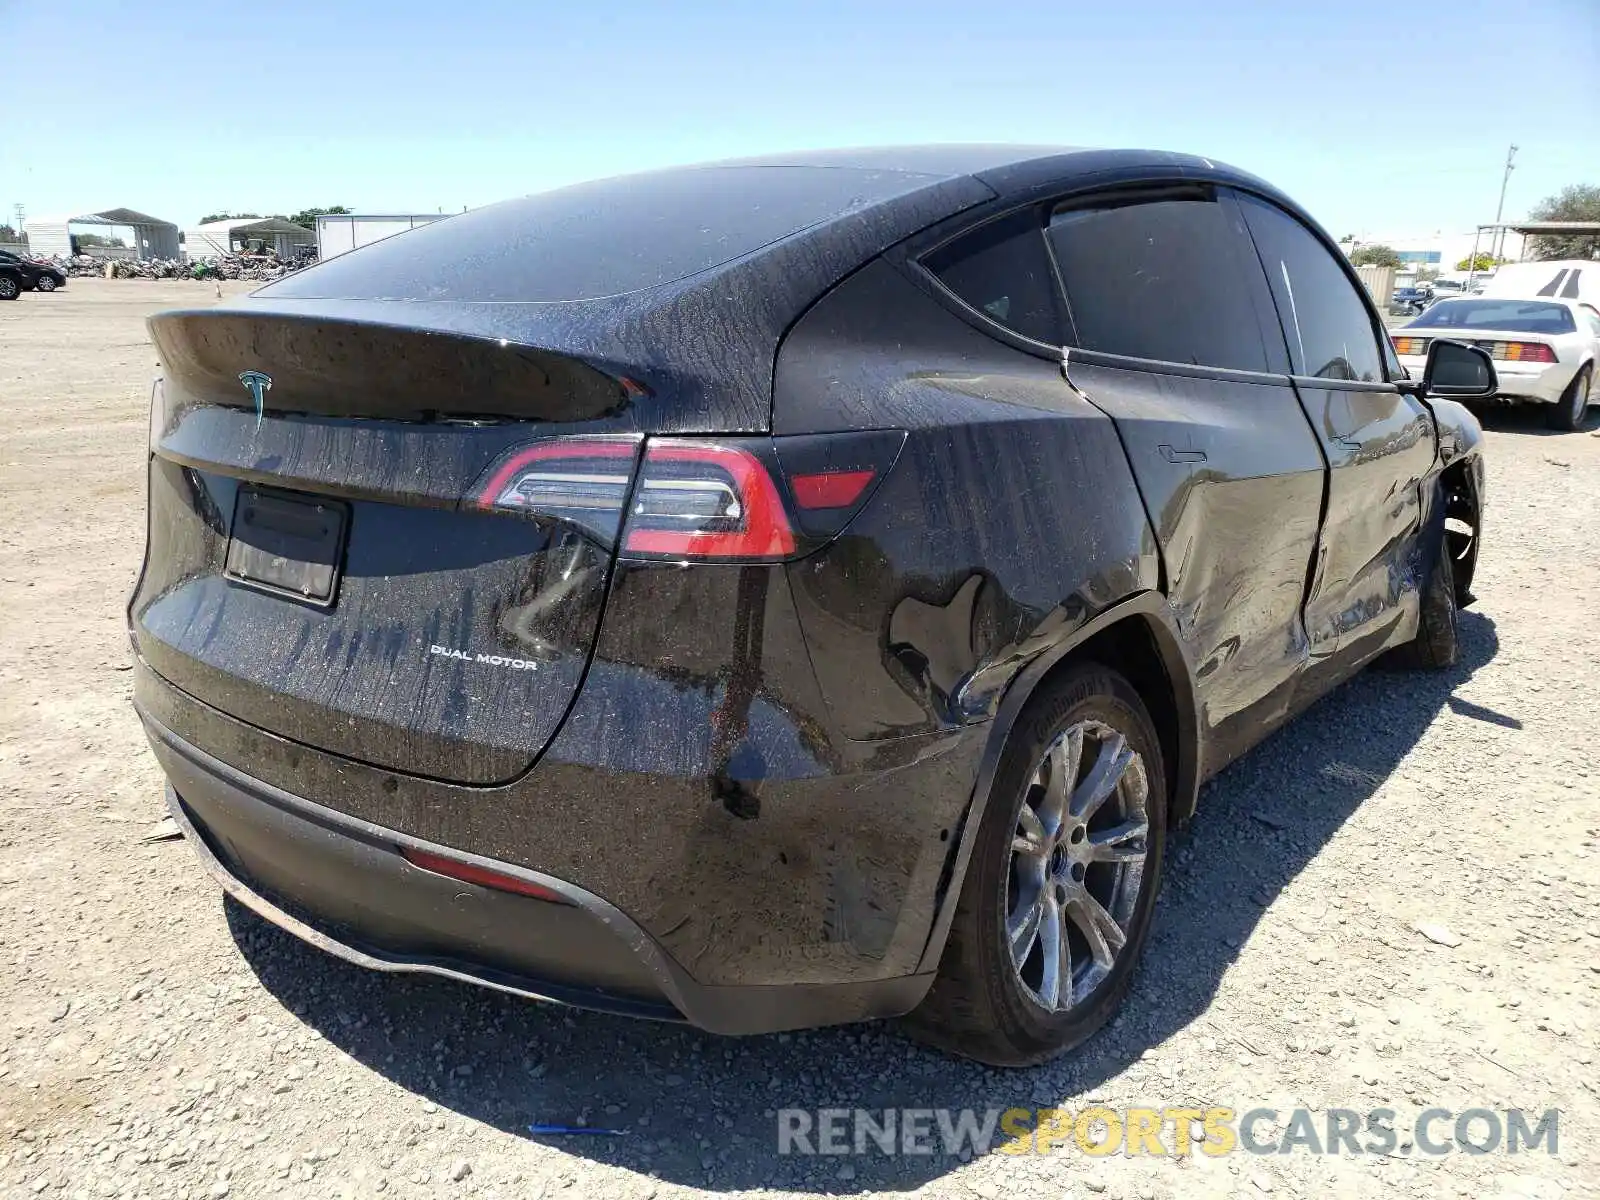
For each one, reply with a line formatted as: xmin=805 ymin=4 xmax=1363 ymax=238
xmin=776 ymin=1106 xmax=1560 ymax=1158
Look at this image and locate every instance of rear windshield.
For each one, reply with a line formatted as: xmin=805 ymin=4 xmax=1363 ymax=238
xmin=261 ymin=165 xmax=938 ymax=303
xmin=1409 ymin=299 xmax=1575 ymax=334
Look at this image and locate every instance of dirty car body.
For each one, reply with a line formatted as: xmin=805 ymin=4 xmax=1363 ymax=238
xmin=131 ymin=147 xmax=1488 ymax=1052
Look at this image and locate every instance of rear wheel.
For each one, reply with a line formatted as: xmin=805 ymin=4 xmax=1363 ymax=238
xmin=904 ymin=663 xmax=1166 ymax=1067
xmin=0 ymin=277 xmax=19 ymax=301
xmin=1546 ymin=365 xmax=1591 ymax=432
xmin=34 ymin=275 xmax=57 ymax=293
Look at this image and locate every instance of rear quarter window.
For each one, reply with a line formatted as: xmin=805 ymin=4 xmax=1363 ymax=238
xmin=922 ymin=209 xmax=1064 ymax=344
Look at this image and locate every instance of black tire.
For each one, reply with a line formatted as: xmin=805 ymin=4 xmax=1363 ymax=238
xmin=34 ymin=275 xmax=57 ymax=293
xmin=1545 ymin=364 xmax=1591 ymax=432
xmin=0 ymin=277 xmax=19 ymax=301
xmin=1386 ymin=533 xmax=1458 ymax=669
xmin=903 ymin=662 xmax=1166 ymax=1067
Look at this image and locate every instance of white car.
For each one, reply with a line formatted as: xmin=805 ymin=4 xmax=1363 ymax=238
xmin=1392 ymin=296 xmax=1599 ymax=430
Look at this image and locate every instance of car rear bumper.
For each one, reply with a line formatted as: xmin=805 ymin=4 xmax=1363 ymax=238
xmin=139 ymin=705 xmax=936 ymax=1035
xmin=1397 ymin=355 xmax=1572 ymax=404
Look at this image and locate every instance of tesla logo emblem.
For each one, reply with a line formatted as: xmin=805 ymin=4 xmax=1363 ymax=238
xmin=238 ymin=370 xmax=272 ymax=429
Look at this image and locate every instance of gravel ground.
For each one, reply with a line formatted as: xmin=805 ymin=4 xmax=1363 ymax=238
xmin=1 ymin=279 xmax=1596 ymax=1200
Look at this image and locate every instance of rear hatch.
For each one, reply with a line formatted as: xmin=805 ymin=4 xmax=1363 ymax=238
xmin=133 ymin=311 xmax=646 ymax=785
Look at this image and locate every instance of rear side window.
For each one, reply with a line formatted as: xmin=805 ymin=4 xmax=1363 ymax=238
xmin=1046 ymin=192 xmax=1272 ymax=372
xmin=1237 ymin=194 xmax=1385 ymax=382
xmin=923 ymin=210 xmax=1063 ymax=344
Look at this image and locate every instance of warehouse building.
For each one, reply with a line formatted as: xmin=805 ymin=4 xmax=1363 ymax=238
xmin=183 ymin=217 xmax=316 ymax=260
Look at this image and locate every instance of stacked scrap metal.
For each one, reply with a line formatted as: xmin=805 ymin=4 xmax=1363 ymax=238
xmin=45 ymin=251 xmax=319 ymax=282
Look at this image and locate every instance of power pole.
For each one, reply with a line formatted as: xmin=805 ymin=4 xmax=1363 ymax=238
xmin=1491 ymin=144 xmax=1517 ymax=264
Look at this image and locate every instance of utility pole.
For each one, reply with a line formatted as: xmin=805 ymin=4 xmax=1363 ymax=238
xmin=1491 ymin=144 xmax=1517 ymax=265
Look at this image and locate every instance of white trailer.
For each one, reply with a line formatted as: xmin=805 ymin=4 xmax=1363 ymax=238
xmin=316 ymin=214 xmax=447 ymax=261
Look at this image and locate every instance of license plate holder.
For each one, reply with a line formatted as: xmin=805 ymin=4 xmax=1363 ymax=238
xmin=225 ymin=487 xmax=348 ymax=607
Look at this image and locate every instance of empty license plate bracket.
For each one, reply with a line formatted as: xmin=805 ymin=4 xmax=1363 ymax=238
xmin=224 ymin=487 xmax=348 ymax=607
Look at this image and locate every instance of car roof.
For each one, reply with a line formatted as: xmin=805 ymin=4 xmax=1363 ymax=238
xmin=707 ymin=144 xmax=1282 ymax=194
xmin=228 ymin=144 xmax=1311 ymax=432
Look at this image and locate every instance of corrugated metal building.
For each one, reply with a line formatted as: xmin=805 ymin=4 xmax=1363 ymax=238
xmin=316 ymin=213 xmax=447 ymax=260
xmin=183 ymin=218 xmax=317 ymax=260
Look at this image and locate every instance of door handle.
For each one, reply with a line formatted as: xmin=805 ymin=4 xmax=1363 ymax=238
xmin=1159 ymin=445 xmax=1208 ymax=464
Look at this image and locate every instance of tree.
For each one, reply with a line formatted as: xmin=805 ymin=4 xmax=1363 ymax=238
xmin=0 ymin=223 xmax=19 ymax=243
xmin=286 ymin=206 xmax=350 ymax=229
xmin=1526 ymin=184 xmax=1600 ymax=261
xmin=1455 ymin=253 xmax=1504 ymax=272
xmin=199 ymin=212 xmax=262 ymax=223
xmin=1350 ymin=244 xmax=1402 ymax=268
xmin=72 ymin=233 xmax=127 ymax=248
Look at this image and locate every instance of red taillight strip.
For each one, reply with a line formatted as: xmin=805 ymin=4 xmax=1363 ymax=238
xmin=622 ymin=441 xmax=797 ymax=559
xmin=400 ymin=846 xmax=570 ymax=903
xmin=472 ymin=438 xmax=637 ymax=509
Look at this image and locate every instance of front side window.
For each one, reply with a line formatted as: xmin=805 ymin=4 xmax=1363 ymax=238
xmin=1045 ymin=191 xmax=1272 ymax=373
xmin=922 ymin=209 xmax=1063 ymax=345
xmin=1237 ymin=194 xmax=1385 ymax=382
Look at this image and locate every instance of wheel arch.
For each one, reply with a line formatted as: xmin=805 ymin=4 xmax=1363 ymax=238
xmin=915 ymin=591 xmax=1200 ymax=974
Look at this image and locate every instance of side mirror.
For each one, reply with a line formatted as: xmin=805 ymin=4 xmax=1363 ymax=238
xmin=1422 ymin=338 xmax=1497 ymax=399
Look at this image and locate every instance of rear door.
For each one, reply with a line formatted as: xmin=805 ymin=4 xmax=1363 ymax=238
xmin=1234 ymin=192 xmax=1437 ymax=674
xmin=1043 ymin=186 xmax=1326 ymax=776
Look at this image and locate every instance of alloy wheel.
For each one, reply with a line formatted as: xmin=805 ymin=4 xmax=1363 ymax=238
xmin=1006 ymin=718 xmax=1150 ymax=1013
xmin=36 ymin=276 xmax=56 ymax=292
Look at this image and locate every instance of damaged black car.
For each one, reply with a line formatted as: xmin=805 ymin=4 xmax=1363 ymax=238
xmin=130 ymin=147 xmax=1493 ymax=1066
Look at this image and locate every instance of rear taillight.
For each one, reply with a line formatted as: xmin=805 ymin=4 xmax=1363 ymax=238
xmin=471 ymin=430 xmax=905 ymax=561
xmin=471 ymin=436 xmax=641 ymax=545
xmin=622 ymin=440 xmax=796 ymax=559
xmin=1391 ymin=336 xmax=1431 ymax=356
xmin=1499 ymin=341 xmax=1557 ymax=363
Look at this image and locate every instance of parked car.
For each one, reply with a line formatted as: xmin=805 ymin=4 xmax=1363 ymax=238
xmin=0 ymin=261 xmax=24 ymax=300
xmin=131 ymin=147 xmax=1494 ymax=1067
xmin=1393 ymin=296 xmax=1598 ymax=430
xmin=1390 ymin=286 xmax=1431 ymax=315
xmin=0 ymin=249 xmax=66 ymax=292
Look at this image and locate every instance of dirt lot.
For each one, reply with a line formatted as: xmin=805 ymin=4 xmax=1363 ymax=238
xmin=1 ymin=279 xmax=1596 ymax=1200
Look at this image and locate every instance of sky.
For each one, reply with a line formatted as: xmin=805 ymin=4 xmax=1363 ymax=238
xmin=2 ymin=0 xmax=1597 ymax=240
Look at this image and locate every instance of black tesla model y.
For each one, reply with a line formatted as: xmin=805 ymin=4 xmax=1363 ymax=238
xmin=132 ymin=147 xmax=1493 ymax=1066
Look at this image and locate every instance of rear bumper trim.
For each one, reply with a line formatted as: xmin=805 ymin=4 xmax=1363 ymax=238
xmin=139 ymin=705 xmax=935 ymax=1034
xmin=161 ymin=783 xmax=686 ymax=1023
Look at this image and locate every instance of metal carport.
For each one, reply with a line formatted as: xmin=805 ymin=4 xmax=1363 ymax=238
xmin=22 ymin=208 xmax=180 ymax=260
